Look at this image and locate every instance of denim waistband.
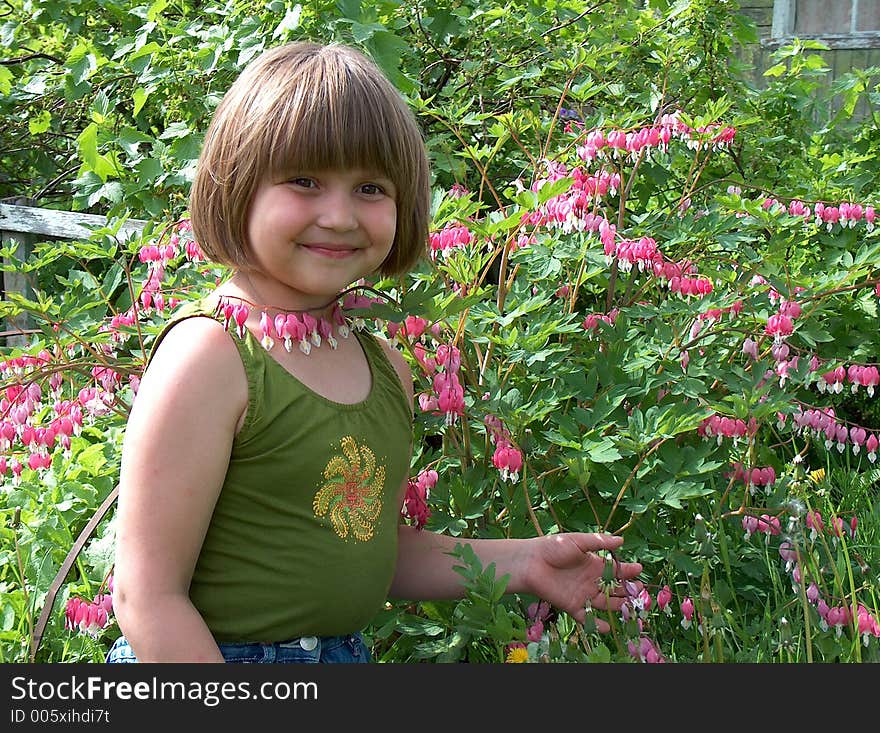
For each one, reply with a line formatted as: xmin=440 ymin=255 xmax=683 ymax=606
xmin=106 ymin=632 xmax=371 ymax=664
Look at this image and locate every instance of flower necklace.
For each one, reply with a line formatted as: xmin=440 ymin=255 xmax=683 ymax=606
xmin=213 ymin=283 xmax=386 ymax=356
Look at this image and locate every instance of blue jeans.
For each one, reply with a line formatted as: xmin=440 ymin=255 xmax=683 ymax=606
xmin=106 ymin=633 xmax=371 ymax=664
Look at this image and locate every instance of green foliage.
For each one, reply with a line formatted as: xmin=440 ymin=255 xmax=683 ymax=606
xmin=1 ymin=0 xmax=879 ymax=663
xmin=371 ymin=543 xmax=526 ymax=663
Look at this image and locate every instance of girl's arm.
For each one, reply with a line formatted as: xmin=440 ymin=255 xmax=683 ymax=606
xmin=391 ymin=526 xmax=641 ymax=631
xmin=379 ymin=341 xmax=642 ymax=631
xmin=112 ymin=316 xmax=248 ymax=662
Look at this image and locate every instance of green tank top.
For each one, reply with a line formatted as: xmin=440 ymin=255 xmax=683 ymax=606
xmin=148 ymin=299 xmax=413 ymax=642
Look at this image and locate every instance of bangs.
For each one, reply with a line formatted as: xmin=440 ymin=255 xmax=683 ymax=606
xmin=190 ymin=41 xmax=430 ymax=274
xmin=262 ymin=57 xmax=410 ymax=185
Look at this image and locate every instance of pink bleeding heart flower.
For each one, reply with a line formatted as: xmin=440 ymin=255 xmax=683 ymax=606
xmin=527 ymin=620 xmax=544 ymax=642
xmin=680 ymin=597 xmax=695 ymax=629
xmin=232 ymin=304 xmax=249 ymax=339
xmin=657 ymin=585 xmax=673 ymax=614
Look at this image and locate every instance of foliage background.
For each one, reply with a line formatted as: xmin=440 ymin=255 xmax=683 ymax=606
xmin=1 ymin=0 xmax=879 ymax=663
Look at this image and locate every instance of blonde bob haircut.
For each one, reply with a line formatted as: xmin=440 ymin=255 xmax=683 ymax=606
xmin=189 ymin=41 xmax=430 ymax=276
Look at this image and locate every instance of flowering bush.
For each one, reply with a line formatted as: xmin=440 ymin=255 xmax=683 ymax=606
xmin=1 ymin=0 xmax=878 ymax=663
xmin=378 ymin=106 xmax=880 ymax=662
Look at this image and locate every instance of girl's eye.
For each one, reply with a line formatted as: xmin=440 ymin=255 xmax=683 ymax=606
xmin=289 ymin=177 xmax=316 ymax=188
xmin=359 ymin=183 xmax=385 ymax=196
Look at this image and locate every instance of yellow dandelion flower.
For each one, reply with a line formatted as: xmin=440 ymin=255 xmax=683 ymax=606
xmin=808 ymin=468 xmax=826 ymax=484
xmin=506 ymin=646 xmax=529 ymax=663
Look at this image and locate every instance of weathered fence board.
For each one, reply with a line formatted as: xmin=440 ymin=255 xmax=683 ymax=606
xmin=0 ymin=203 xmax=148 ymax=240
xmin=1 ymin=204 xmax=149 ymax=347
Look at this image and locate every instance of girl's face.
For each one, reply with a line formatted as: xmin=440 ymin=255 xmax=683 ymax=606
xmin=244 ymin=168 xmax=397 ymax=309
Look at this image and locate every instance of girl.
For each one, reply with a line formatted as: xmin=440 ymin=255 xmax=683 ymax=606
xmin=108 ymin=41 xmax=642 ymax=663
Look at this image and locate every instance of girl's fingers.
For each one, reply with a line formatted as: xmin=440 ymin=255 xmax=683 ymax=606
xmin=591 ymin=593 xmax=626 ymax=611
xmin=570 ymin=532 xmax=624 ymax=553
xmin=610 ymin=560 xmax=643 ymax=579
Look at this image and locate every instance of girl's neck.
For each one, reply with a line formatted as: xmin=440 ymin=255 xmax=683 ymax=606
xmin=224 ymin=271 xmax=337 ymax=319
xmin=214 ymin=271 xmax=359 ymax=356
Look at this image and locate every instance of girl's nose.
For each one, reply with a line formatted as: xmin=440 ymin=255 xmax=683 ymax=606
xmin=315 ymin=190 xmax=358 ymax=231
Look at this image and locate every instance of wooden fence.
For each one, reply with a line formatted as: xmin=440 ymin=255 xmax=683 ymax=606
xmin=0 ymin=201 xmax=147 ymax=347
xmin=0 ymin=201 xmax=149 ymax=659
xmin=738 ymin=1 xmax=880 ymax=119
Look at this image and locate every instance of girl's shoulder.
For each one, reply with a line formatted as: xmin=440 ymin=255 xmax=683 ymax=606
xmin=132 ymin=305 xmax=249 ymax=437
xmin=146 ymin=300 xmax=245 ymax=385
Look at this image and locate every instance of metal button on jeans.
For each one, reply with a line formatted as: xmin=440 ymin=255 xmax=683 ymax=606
xmin=299 ymin=636 xmax=318 ymax=651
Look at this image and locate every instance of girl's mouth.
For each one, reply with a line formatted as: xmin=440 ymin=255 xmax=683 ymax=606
xmin=301 ymin=244 xmax=359 ymax=259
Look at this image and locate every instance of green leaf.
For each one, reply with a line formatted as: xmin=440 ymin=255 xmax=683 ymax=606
xmin=133 ymin=87 xmax=150 ymax=116
xmin=76 ymin=123 xmax=117 ymax=181
xmin=655 ymin=405 xmax=710 ymax=438
xmin=68 ymin=48 xmax=98 ymax=85
xmin=1 ymin=604 xmax=15 ymax=632
xmin=77 ymin=122 xmax=99 ymax=169
xmin=0 ymin=65 xmax=12 ymax=95
xmin=543 ymin=429 xmax=581 ymax=450
xmin=365 ymin=32 xmax=416 ymax=95
xmin=657 ymin=479 xmax=714 ymax=508
xmin=586 ymin=643 xmax=611 ymax=663
xmin=670 ymin=550 xmax=702 ymax=576
xmin=136 ymin=157 xmax=164 ymax=185
xmin=273 ymin=5 xmax=303 ymax=38
xmin=91 ymin=90 xmax=111 ymax=124
xmin=536 ymin=176 xmax=574 ymax=204
xmin=582 ymin=437 xmax=621 ymax=463
xmin=118 ymin=127 xmax=154 ymax=159
xmin=350 ymin=21 xmax=384 ymax=43
xmin=147 ymin=0 xmax=169 ymax=22
xmin=101 ymin=263 xmax=124 ymax=297
xmin=797 ymin=322 xmax=834 ymax=346
xmin=88 ymin=181 xmax=124 ymax=206
xmin=337 ymin=0 xmax=362 ymax=20
xmin=515 ymin=189 xmax=539 ymax=209
xmin=396 ymin=616 xmax=446 ymax=636
xmin=28 ymin=110 xmax=52 ymax=135
xmin=159 ymin=122 xmax=191 ymax=140
xmin=130 ymin=41 xmax=162 ymax=62
xmin=76 ymin=443 xmax=108 ymax=476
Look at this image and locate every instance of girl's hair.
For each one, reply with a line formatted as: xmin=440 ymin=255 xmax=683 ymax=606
xmin=190 ymin=41 xmax=430 ymax=276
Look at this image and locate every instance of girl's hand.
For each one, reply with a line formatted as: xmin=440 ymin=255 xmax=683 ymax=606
xmin=523 ymin=533 xmax=643 ymax=633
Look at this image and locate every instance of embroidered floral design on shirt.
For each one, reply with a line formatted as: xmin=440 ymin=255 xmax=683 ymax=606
xmin=313 ymin=436 xmax=385 ymax=541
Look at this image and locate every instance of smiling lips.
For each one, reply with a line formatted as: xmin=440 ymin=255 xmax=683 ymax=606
xmin=300 ymin=243 xmax=360 ymax=259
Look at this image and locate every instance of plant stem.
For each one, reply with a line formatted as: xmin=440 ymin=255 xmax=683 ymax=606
xmin=12 ymin=509 xmax=34 ymax=659
xmin=796 ymin=547 xmax=814 ymax=664
xmin=520 ymin=461 xmax=543 ymax=536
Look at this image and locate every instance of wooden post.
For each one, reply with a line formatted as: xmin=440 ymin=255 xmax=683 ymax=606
xmin=1 ymin=228 xmax=35 ymax=348
xmin=0 ymin=202 xmax=148 ymax=349
xmin=2 ymin=198 xmax=37 ymax=348
xmin=771 ymin=0 xmax=795 ymax=39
